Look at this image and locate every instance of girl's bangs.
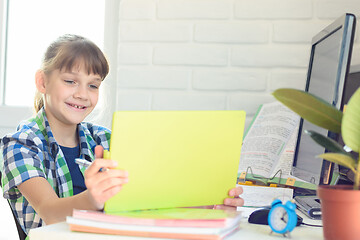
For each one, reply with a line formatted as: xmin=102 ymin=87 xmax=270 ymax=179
xmin=51 ymin=41 xmax=109 ymax=79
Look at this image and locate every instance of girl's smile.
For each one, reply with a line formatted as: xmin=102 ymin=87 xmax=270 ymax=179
xmin=66 ymin=102 xmax=88 ymax=110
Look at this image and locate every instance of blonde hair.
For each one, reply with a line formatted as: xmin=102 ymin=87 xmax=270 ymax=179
xmin=34 ymin=34 xmax=109 ymax=112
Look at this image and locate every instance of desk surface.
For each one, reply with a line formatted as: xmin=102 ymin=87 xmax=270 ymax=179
xmin=29 ymin=212 xmax=323 ymax=240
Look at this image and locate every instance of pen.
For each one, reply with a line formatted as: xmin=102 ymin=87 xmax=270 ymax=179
xmin=75 ymin=158 xmax=109 ymax=172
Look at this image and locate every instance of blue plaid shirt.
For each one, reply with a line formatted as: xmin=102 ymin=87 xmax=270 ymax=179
xmin=0 ymin=108 xmax=111 ymax=234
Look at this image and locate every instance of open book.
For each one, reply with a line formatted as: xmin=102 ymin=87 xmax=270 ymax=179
xmin=67 ymin=208 xmax=241 ymax=240
xmin=237 ymin=102 xmax=316 ymax=190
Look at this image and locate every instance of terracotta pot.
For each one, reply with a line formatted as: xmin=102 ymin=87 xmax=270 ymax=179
xmin=317 ymin=185 xmax=360 ymax=240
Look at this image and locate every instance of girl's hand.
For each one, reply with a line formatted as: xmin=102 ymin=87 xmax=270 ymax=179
xmin=84 ymin=145 xmax=128 ymax=210
xmin=214 ymin=186 xmax=244 ymax=210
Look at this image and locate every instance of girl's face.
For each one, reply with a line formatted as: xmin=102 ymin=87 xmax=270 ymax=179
xmin=42 ymin=65 xmax=102 ymax=128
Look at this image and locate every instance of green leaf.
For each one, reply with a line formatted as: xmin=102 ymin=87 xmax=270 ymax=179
xmin=318 ymin=153 xmax=357 ymax=172
xmin=342 ymin=88 xmax=360 ymax=153
xmin=273 ymin=88 xmax=342 ymax=133
xmin=305 ymin=130 xmax=352 ymax=156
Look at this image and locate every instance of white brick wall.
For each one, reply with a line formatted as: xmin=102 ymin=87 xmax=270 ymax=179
xmin=119 ymin=0 xmax=156 ymax=19
xmin=119 ymin=22 xmax=192 ymax=42
xmin=195 ymin=23 xmax=269 ymax=43
xmin=316 ymin=0 xmax=360 ymax=19
xmin=118 ymin=68 xmax=190 ymax=89
xmin=231 ymin=45 xmax=310 ymax=67
xmin=234 ymin=0 xmax=313 ymax=19
xmin=158 ymin=0 xmax=232 ymax=19
xmin=192 ymin=70 xmax=268 ymax=91
xmin=116 ymin=0 xmax=360 ymax=129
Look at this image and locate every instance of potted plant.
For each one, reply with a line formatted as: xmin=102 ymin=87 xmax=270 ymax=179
xmin=273 ymin=87 xmax=360 ymax=240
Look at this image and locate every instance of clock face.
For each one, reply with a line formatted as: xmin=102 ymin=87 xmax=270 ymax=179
xmin=269 ymin=206 xmax=289 ymax=232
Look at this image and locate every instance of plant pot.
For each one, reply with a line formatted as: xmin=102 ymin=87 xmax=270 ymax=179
xmin=317 ymin=185 xmax=360 ymax=240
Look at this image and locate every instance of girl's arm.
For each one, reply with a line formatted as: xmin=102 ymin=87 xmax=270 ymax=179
xmin=18 ymin=177 xmax=91 ymax=224
xmin=17 ymin=147 xmax=128 ymax=225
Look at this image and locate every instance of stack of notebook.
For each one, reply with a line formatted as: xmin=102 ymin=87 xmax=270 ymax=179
xmin=67 ymin=208 xmax=242 ymax=240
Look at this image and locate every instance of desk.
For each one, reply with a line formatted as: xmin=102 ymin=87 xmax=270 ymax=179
xmin=29 ymin=211 xmax=323 ymax=240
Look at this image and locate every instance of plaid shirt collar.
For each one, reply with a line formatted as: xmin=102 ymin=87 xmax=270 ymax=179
xmin=37 ymin=108 xmax=95 ymax=163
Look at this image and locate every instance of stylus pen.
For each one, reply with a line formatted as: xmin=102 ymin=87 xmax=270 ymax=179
xmin=75 ymin=158 xmax=109 ymax=172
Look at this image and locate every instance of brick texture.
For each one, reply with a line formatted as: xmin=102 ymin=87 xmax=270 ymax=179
xmin=157 ymin=0 xmax=232 ymax=19
xmin=234 ymin=0 xmax=312 ymax=19
xmin=116 ymin=0 xmax=360 ymax=129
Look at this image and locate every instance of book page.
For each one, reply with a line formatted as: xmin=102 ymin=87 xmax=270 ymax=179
xmin=238 ymin=102 xmax=300 ymax=178
xmin=271 ymin=127 xmax=298 ymax=177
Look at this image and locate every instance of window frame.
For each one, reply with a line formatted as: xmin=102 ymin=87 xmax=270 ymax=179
xmin=0 ymin=0 xmax=8 ymax=105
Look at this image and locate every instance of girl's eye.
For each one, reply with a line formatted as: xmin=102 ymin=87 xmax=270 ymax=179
xmin=89 ymin=84 xmax=99 ymax=89
xmin=64 ymin=80 xmax=75 ymax=84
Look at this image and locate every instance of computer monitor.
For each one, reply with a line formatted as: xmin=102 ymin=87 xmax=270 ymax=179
xmin=291 ymin=13 xmax=356 ymax=186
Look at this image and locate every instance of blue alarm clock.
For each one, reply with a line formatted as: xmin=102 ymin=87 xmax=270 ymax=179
xmin=268 ymin=199 xmax=297 ymax=237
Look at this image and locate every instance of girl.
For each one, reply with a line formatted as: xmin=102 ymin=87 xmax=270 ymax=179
xmin=0 ymin=34 xmax=244 ymax=236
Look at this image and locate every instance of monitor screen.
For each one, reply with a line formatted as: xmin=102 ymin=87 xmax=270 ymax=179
xmin=291 ymin=13 xmax=356 ymax=185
